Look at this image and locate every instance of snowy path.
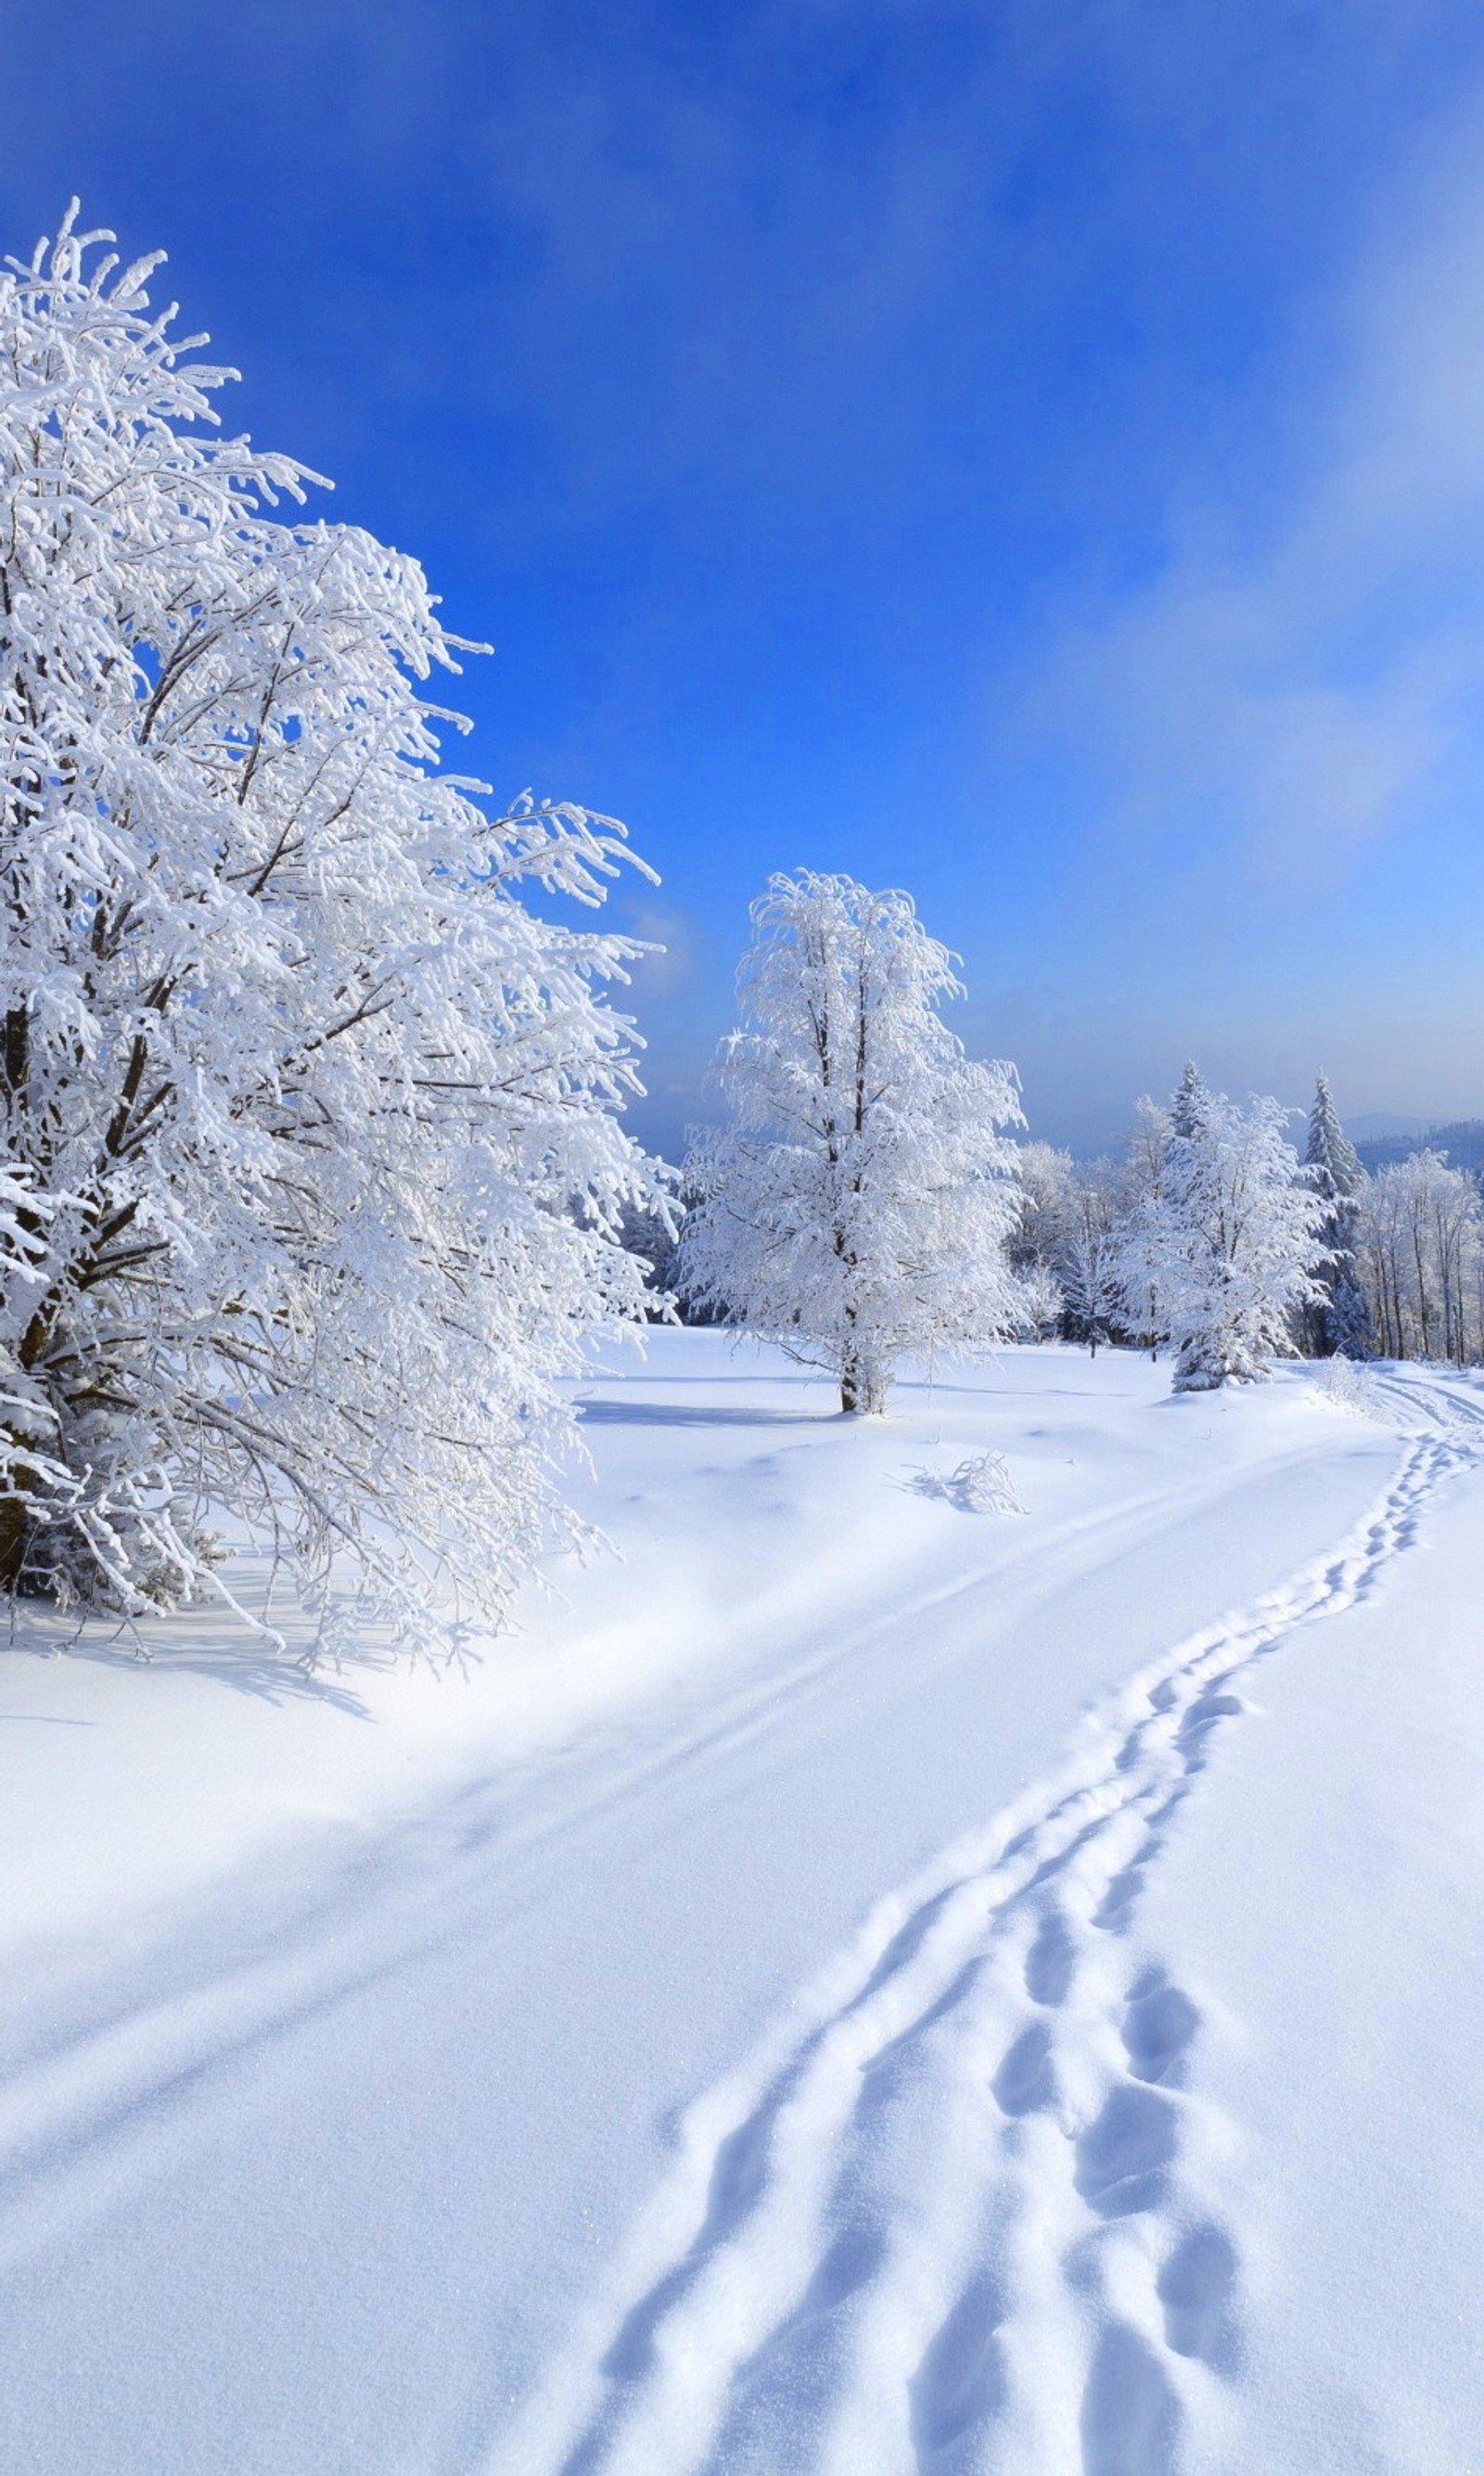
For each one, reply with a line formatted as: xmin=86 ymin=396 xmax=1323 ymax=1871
xmin=495 ymin=1371 xmax=1484 ymax=2476
xmin=1 ymin=1343 xmax=1481 ymax=2472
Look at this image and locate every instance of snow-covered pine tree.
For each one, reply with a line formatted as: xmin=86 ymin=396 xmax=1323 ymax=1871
xmin=1056 ymin=1171 xmax=1123 ymax=1354
xmin=0 ymin=207 xmax=665 ymax=1654
xmin=1306 ymin=1073 xmax=1362 ymax=1195
xmin=1302 ymin=1073 xmax=1371 ymax=1358
xmin=1129 ymin=1081 xmax=1327 ymax=1391
xmin=679 ymin=871 xmax=1024 ymax=1414
xmin=1170 ymin=1059 xmax=1209 ymax=1140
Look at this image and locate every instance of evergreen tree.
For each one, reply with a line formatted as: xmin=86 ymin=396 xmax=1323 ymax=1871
xmin=1129 ymin=1081 xmax=1326 ymax=1392
xmin=1302 ymin=1074 xmax=1370 ymax=1358
xmin=1056 ymin=1174 xmax=1123 ymax=1355
xmin=1305 ymin=1073 xmax=1362 ymax=1197
xmin=1325 ymin=1265 xmax=1375 ymax=1360
xmin=1171 ymin=1059 xmax=1210 ymax=1140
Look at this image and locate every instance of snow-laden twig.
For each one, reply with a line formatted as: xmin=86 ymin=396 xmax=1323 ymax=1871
xmin=906 ymin=1448 xmax=1027 ymax=1515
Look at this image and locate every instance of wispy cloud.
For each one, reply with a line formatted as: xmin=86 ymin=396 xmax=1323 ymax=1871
xmin=1041 ymin=83 xmax=1484 ymax=883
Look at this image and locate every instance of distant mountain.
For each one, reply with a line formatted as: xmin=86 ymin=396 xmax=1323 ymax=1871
xmin=1019 ymin=1105 xmax=1484 ymax=1174
xmin=1347 ymin=1111 xmax=1436 ymax=1141
xmin=1024 ymin=1106 xmax=1132 ymax=1161
xmin=1354 ymin=1119 xmax=1484 ymax=1176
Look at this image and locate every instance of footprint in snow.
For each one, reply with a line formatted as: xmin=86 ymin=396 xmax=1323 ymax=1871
xmin=1158 ymin=2219 xmax=1242 ymax=2374
xmin=1074 ymin=2081 xmax=1182 ymax=2218
xmin=991 ymin=2018 xmax=1057 ymax=2119
xmin=1023 ymin=1905 xmax=1077 ymax=2008
xmin=1120 ymin=1969 xmax=1201 ymax=2087
xmin=909 ymin=2267 xmax=1008 ymax=2464
xmin=1080 ymin=2320 xmax=1182 ymax=2476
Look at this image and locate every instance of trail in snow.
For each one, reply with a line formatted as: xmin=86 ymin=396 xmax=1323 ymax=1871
xmin=0 ymin=1361 xmax=1379 ymax=2312
xmin=494 ymin=1372 xmax=1484 ymax=2476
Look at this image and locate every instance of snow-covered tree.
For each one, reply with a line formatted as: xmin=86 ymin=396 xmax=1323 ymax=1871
xmin=1009 ymin=1261 xmax=1066 ymax=1341
xmin=1126 ymin=1078 xmax=1327 ymax=1391
xmin=1113 ymin=1094 xmax=1175 ymax=1356
xmin=679 ymin=872 xmax=1024 ymax=1413
xmin=1003 ymin=1140 xmax=1073 ymax=1339
xmin=615 ymin=1182 xmax=683 ymax=1320
xmin=0 ymin=206 xmax=665 ymax=1652
xmin=1056 ymin=1170 xmax=1123 ymax=1354
xmin=1302 ymin=1074 xmax=1370 ymax=1358
xmin=1324 ymin=1256 xmax=1374 ymax=1361
xmin=1008 ymin=1142 xmax=1075 ymax=1282
xmin=0 ymin=1158 xmax=78 ymax=1559
xmin=1170 ymin=1058 xmax=1209 ymax=1140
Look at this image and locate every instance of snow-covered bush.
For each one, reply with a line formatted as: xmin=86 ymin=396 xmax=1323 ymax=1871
xmin=1309 ymin=1355 xmax=1384 ymax=1419
xmin=909 ymin=1449 xmax=1027 ymax=1514
xmin=0 ymin=207 xmax=664 ymax=1652
xmin=1122 ymin=1071 xmax=1326 ymax=1392
xmin=680 ymin=872 xmax=1024 ymax=1414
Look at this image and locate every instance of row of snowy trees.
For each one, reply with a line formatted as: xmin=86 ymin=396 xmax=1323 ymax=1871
xmin=673 ymin=878 xmax=1343 ymax=1407
xmin=1356 ymin=1150 xmax=1484 ymax=1364
xmin=1000 ymin=1078 xmax=1484 ymax=1372
xmin=676 ymin=879 xmax=1484 ymax=1402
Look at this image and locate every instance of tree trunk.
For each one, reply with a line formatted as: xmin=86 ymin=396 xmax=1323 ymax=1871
xmin=0 ymin=1455 xmax=45 ymax=1596
xmin=0 ymin=1495 xmax=29 ymax=1594
xmin=840 ymin=1350 xmax=884 ymax=1416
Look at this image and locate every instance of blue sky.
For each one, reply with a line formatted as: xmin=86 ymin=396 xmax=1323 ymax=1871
xmin=5 ymin=0 xmax=1484 ymax=1155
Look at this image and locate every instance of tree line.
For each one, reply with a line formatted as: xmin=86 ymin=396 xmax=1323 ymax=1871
xmin=666 ymin=876 xmax=1456 ymax=1411
xmin=664 ymin=882 xmax=1484 ymax=1403
xmin=996 ymin=1082 xmax=1484 ymax=1374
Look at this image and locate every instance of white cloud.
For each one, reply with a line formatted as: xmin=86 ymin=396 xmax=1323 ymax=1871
xmin=1042 ymin=83 xmax=1484 ymax=881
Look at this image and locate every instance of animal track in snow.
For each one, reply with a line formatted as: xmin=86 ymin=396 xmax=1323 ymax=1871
xmin=493 ymin=1384 xmax=1484 ymax=2476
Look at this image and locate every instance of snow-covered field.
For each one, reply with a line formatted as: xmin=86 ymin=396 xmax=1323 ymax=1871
xmin=2 ymin=1331 xmax=1481 ymax=2474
